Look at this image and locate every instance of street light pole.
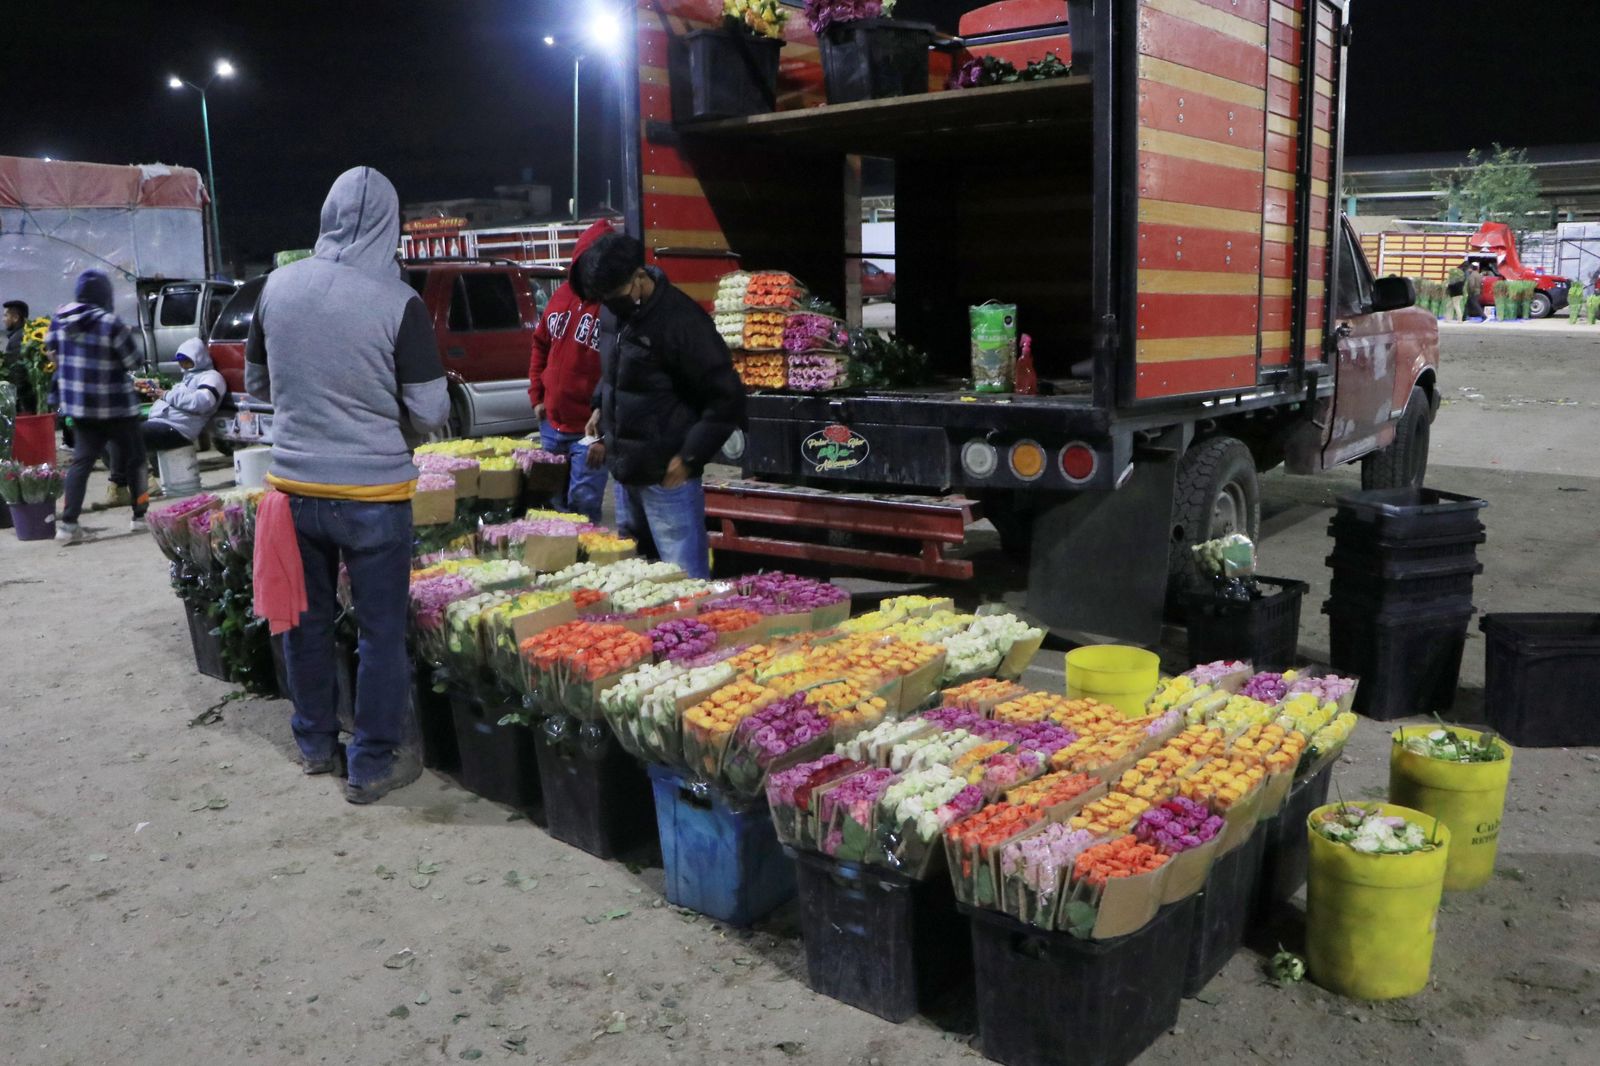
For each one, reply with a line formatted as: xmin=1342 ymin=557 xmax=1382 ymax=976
xmin=169 ymin=59 xmax=234 ymax=274
xmin=571 ymin=51 xmax=584 ymax=221
xmin=547 ymin=11 xmax=621 ymax=223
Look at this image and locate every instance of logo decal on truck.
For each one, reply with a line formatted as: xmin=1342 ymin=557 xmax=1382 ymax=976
xmin=802 ymin=424 xmax=870 ymax=473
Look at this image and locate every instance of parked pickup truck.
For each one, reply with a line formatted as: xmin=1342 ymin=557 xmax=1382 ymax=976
xmin=207 ymin=259 xmax=558 ymax=449
xmin=627 ymin=0 xmax=1442 ymax=643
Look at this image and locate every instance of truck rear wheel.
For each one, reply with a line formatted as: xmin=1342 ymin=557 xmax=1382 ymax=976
xmin=1168 ymin=436 xmax=1261 ymax=607
xmin=1361 ymin=386 xmax=1430 ymax=490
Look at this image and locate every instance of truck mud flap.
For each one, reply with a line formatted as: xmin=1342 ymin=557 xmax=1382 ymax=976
xmin=1026 ymin=446 xmax=1179 ymax=646
xmin=745 ymin=419 xmax=952 ymax=489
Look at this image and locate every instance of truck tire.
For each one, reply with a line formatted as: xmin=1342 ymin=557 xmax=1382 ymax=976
xmin=1529 ymin=291 xmax=1553 ymax=319
xmin=1361 ymin=386 xmax=1430 ymax=490
xmin=1168 ymin=436 xmax=1261 ymax=606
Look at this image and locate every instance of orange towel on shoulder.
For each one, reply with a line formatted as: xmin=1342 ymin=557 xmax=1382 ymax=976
xmin=253 ymin=489 xmax=308 ymax=635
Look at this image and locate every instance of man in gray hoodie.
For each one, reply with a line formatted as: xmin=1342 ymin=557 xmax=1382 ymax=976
xmin=246 ymin=166 xmax=450 ymax=804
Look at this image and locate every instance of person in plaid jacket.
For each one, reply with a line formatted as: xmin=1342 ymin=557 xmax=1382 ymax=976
xmin=47 ymin=270 xmax=149 ymax=542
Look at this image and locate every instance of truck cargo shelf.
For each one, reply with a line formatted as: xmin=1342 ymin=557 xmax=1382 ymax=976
xmin=676 ymin=77 xmax=1092 ymax=155
xmin=704 ymin=478 xmax=979 ymax=581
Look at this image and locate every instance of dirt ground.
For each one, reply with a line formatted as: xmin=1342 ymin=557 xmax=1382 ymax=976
xmin=3 ymin=328 xmax=1598 ymax=1066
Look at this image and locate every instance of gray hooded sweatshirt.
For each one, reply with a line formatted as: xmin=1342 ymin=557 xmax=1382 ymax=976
xmin=149 ymin=338 xmax=227 ymax=442
xmin=245 ymin=166 xmax=448 ymax=488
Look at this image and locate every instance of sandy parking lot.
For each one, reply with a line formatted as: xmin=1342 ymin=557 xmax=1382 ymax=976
xmin=2 ymin=327 xmax=1597 ymax=1066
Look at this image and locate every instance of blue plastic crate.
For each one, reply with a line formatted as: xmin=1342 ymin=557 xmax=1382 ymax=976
xmin=648 ymin=765 xmax=795 ymax=926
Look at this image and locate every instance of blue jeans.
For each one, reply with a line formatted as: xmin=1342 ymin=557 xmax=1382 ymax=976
xmin=539 ymin=423 xmax=609 ymax=525
xmin=284 ymin=497 xmax=413 ymax=786
xmin=621 ymin=478 xmax=711 ymax=579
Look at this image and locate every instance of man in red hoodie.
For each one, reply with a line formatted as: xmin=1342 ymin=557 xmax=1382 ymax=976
xmin=528 ymin=219 xmax=614 ymax=524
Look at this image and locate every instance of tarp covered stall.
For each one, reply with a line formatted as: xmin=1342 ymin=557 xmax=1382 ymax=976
xmin=0 ymin=155 xmax=210 ymax=328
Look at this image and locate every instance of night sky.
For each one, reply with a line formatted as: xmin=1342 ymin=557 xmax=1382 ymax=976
xmin=3 ymin=1 xmax=1585 ymax=263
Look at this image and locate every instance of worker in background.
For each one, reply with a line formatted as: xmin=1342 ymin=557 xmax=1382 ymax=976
xmin=1462 ymin=260 xmax=1485 ymax=321
xmin=580 ymin=233 xmax=744 ymax=580
xmin=246 ymin=166 xmax=450 ymax=805
xmin=528 ymin=219 xmax=613 ymax=524
xmin=4 ymin=299 xmax=34 ymax=412
xmin=48 ymin=271 xmax=149 ymax=541
xmin=106 ymin=338 xmax=227 ymax=503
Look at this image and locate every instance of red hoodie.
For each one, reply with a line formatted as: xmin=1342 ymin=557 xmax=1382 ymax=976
xmin=529 ymin=219 xmax=614 ymax=433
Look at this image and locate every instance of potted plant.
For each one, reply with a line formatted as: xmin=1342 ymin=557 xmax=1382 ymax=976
xmin=12 ymin=316 xmax=58 ymax=465
xmin=0 ymin=459 xmax=63 ymax=541
xmin=805 ymin=0 xmax=937 ymax=104
xmin=674 ymin=1 xmax=789 ymax=122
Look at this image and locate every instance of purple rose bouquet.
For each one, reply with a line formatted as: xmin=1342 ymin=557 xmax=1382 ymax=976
xmin=1240 ymin=671 xmax=1289 ymax=703
xmin=1134 ymin=796 xmax=1225 ymax=855
xmin=804 ymin=0 xmax=895 ymax=35
xmin=649 ymin=618 xmax=719 ymax=663
xmin=725 ymin=692 xmax=832 ymax=795
xmin=819 ymin=767 xmax=896 ymax=857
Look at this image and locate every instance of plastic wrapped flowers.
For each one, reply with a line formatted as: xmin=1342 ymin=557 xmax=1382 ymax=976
xmin=1313 ymin=804 xmax=1439 ymax=854
xmin=1133 ymin=796 xmax=1224 ymax=855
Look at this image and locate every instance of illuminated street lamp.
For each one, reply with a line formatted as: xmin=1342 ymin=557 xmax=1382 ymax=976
xmin=545 ymin=9 xmax=623 ymax=221
xmin=168 ymin=59 xmax=235 ymax=268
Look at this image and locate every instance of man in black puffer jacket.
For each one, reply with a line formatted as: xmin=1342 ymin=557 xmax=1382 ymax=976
xmin=580 ymin=234 xmax=744 ymax=579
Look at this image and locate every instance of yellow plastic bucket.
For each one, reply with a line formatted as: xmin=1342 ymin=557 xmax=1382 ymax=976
xmin=1388 ymin=727 xmax=1512 ymax=891
xmin=1305 ymin=802 xmax=1451 ymax=1000
xmin=1065 ymin=645 xmax=1161 ymax=718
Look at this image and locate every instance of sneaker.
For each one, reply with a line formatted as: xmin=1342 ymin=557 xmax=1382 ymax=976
xmin=302 ymin=745 xmax=347 ymax=777
xmin=56 ymin=521 xmax=85 ymax=544
xmin=344 ymin=751 xmax=422 ymax=805
xmin=129 ymin=517 xmax=148 ymax=534
xmin=104 ymin=484 xmax=132 ymax=508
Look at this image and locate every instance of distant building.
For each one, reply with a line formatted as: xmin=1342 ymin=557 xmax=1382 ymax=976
xmin=403 ymin=183 xmax=554 ymax=229
xmin=1345 ymin=144 xmax=1600 ymax=223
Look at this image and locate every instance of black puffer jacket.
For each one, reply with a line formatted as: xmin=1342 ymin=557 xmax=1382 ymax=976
xmin=594 ymin=268 xmax=746 ymax=486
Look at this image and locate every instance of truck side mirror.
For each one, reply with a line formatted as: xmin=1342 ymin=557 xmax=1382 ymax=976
xmin=1371 ymin=275 xmax=1416 ymax=313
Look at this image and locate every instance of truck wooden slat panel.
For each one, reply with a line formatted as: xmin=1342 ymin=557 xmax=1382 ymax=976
xmin=1137 ymin=80 xmax=1266 ymax=147
xmin=1139 ymin=356 xmax=1259 ymax=397
xmin=1263 ymin=239 xmax=1290 ymax=278
xmin=1264 ymin=185 xmax=1294 ymax=226
xmin=1265 ymin=130 xmax=1296 ymax=171
xmin=1267 ymin=74 xmax=1300 ymax=119
xmin=1146 ymin=0 xmax=1269 ymax=41
xmin=1269 ymin=16 xmax=1301 ymax=54
xmin=1262 ymin=293 xmax=1292 ymax=331
xmin=1137 ymin=294 xmax=1262 ymax=339
xmin=1270 ymin=0 xmax=1301 ymax=23
xmin=1135 ymin=0 xmax=1271 ymax=399
xmin=1139 ymin=153 xmax=1267 ymax=215
xmin=1139 ymin=225 xmax=1264 ymax=274
xmin=1137 ymin=7 xmax=1268 ymax=86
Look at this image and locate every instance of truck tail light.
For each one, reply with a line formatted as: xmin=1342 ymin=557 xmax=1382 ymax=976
xmin=1059 ymin=442 xmax=1097 ymax=484
xmin=961 ymin=439 xmax=997 ymax=479
xmin=1008 ymin=441 xmax=1046 ymax=482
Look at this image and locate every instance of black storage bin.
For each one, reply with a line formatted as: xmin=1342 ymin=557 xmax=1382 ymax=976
xmin=672 ymin=29 xmax=782 ymax=121
xmin=1326 ymin=518 xmax=1485 ymax=565
xmin=534 ymin=730 xmax=656 ymax=859
xmin=1335 ymin=486 xmax=1487 ymax=539
xmin=185 ymin=601 xmax=228 ymax=681
xmin=1327 ymin=556 xmax=1482 ymax=605
xmin=1481 ymin=613 xmax=1600 ymax=747
xmin=415 ymin=675 xmax=460 ymax=775
xmin=818 ymin=19 xmax=934 ymax=104
xmin=968 ymin=898 xmax=1196 ymax=1066
xmin=1324 ymin=599 xmax=1473 ymax=721
xmin=1186 ymin=576 xmax=1308 ymax=671
xmin=792 ymin=848 xmax=970 ymax=1022
xmin=1255 ymin=763 xmax=1334 ymax=915
xmin=1184 ymin=823 xmax=1267 ymax=996
xmin=449 ymin=694 xmax=543 ymax=813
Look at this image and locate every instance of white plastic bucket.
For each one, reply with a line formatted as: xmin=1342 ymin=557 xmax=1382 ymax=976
xmin=233 ymin=445 xmax=273 ymax=490
xmin=157 ymin=445 xmax=202 ymax=496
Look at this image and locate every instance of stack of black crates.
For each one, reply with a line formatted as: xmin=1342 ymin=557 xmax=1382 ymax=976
xmin=1322 ymin=487 xmax=1487 ymax=720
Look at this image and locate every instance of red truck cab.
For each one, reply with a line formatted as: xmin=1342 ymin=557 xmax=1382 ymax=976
xmin=206 ymin=260 xmax=559 ymax=447
xmin=1466 ymin=222 xmax=1569 ymax=317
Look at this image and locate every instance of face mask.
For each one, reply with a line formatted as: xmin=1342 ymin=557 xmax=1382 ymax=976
xmin=604 ymin=295 xmax=640 ymax=320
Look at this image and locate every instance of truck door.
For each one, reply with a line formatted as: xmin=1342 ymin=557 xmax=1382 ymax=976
xmin=202 ymin=283 xmax=237 ymax=341
xmin=1322 ymin=222 xmax=1396 ymax=467
xmin=444 ymin=270 xmax=529 ymax=381
xmin=152 ymin=283 xmax=203 ymax=376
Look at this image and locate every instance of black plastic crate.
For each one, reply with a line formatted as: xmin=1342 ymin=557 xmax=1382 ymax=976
xmin=450 ymin=695 xmax=543 ymax=813
xmin=415 ymin=676 xmax=460 ymax=775
xmin=185 ymin=601 xmax=228 ymax=681
xmin=534 ymin=730 xmax=656 ymax=860
xmin=671 ymin=29 xmax=781 ymax=122
xmin=1325 ymin=543 xmax=1485 ymax=582
xmin=1482 ymin=613 xmax=1600 ymax=747
xmin=1185 ymin=823 xmax=1267 ymax=997
xmin=1328 ymin=567 xmax=1481 ymax=607
xmin=1324 ymin=600 xmax=1473 ymax=721
xmin=1328 ymin=516 xmax=1485 ymax=557
xmin=793 ymin=849 xmax=970 ymax=1022
xmin=1186 ymin=576 xmax=1308 ymax=671
xmin=1255 ymin=764 xmax=1333 ymax=916
xmin=818 ymin=19 xmax=935 ymax=104
xmin=1335 ymin=486 xmax=1487 ymax=539
xmin=968 ymin=898 xmax=1196 ymax=1066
